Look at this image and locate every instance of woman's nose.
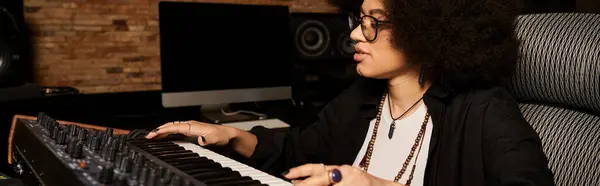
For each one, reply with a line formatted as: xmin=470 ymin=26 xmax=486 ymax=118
xmin=350 ymin=25 xmax=365 ymax=42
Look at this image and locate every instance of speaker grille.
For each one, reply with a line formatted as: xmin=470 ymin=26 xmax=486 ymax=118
xmin=295 ymin=20 xmax=331 ymax=57
xmin=290 ymin=13 xmax=355 ymax=61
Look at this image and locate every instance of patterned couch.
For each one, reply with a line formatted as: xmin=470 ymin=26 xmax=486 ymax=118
xmin=508 ymin=13 xmax=600 ymax=186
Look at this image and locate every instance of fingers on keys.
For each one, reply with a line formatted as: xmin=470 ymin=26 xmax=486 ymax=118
xmin=283 ymin=163 xmax=333 ymax=185
xmin=197 ymin=136 xmax=209 ymax=146
xmin=145 ymin=121 xmax=191 ymax=139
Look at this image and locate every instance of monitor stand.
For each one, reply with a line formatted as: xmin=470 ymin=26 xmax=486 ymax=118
xmin=201 ymin=104 xmax=254 ymax=124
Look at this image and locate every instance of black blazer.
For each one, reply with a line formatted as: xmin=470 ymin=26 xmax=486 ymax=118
xmin=248 ymin=77 xmax=555 ymax=186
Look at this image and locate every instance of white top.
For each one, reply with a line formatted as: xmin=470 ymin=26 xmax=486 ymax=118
xmin=352 ymin=95 xmax=433 ymax=186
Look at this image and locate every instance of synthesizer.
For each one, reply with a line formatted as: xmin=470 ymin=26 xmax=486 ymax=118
xmin=8 ymin=113 xmax=292 ymax=186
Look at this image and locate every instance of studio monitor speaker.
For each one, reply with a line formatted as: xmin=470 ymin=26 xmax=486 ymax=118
xmin=0 ymin=0 xmax=29 ymax=88
xmin=290 ymin=13 xmax=355 ymax=62
xmin=289 ymin=13 xmax=358 ymax=105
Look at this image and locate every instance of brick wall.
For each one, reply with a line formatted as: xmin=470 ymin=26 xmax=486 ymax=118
xmin=25 ymin=0 xmax=338 ymax=93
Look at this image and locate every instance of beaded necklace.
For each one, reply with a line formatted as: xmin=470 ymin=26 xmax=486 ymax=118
xmin=358 ymin=91 xmax=430 ymax=185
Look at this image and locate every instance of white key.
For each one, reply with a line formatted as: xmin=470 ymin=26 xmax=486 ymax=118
xmin=173 ymin=141 xmax=292 ymax=186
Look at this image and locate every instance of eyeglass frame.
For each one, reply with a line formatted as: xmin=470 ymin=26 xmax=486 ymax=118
xmin=348 ymin=13 xmax=392 ymax=42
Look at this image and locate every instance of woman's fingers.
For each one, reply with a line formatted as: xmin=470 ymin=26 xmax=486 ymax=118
xmin=284 ymin=163 xmax=328 ymax=180
xmin=145 ymin=122 xmax=188 ymax=139
xmin=156 ymin=120 xmax=183 ymax=130
xmin=147 ymin=133 xmax=167 ymax=139
xmin=145 ymin=121 xmax=179 ymax=139
xmin=285 ymin=164 xmax=337 ymax=186
xmin=197 ymin=135 xmax=209 ymax=146
xmin=144 ymin=120 xmax=224 ymax=147
xmin=292 ymin=173 xmax=330 ymax=186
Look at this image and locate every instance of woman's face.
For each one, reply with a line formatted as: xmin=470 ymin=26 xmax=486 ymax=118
xmin=350 ymin=0 xmax=410 ymax=79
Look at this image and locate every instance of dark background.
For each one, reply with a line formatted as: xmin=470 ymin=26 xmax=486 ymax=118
xmin=159 ymin=2 xmax=295 ymax=93
xmin=1 ymin=0 xmax=598 ymax=179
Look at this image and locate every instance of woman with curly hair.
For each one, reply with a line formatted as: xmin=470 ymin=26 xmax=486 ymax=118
xmin=146 ymin=0 xmax=555 ymax=185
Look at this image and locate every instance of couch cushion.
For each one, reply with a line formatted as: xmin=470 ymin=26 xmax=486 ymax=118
xmin=519 ymin=103 xmax=600 ymax=186
xmin=509 ymin=13 xmax=600 ymax=113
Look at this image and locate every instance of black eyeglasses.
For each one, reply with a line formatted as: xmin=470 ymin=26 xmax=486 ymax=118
xmin=348 ymin=13 xmax=392 ymax=42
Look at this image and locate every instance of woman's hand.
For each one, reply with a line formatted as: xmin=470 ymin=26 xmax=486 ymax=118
xmin=283 ymin=164 xmax=403 ymax=186
xmin=145 ymin=120 xmax=239 ymax=146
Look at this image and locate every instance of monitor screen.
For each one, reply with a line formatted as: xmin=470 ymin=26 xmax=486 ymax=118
xmin=159 ymin=2 xmax=294 ymax=93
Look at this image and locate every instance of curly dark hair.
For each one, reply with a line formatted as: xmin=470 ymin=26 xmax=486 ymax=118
xmin=329 ymin=0 xmax=522 ymax=91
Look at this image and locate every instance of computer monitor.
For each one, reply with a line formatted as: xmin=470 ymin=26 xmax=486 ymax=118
xmin=158 ymin=2 xmax=294 ymax=118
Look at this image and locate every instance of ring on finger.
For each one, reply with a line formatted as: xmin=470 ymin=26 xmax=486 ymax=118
xmin=329 ymin=168 xmax=342 ymax=184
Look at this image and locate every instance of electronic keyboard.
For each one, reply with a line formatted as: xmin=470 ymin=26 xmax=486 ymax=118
xmin=8 ymin=113 xmax=292 ymax=186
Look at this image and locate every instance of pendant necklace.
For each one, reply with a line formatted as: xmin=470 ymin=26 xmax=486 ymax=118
xmin=359 ymin=91 xmax=431 ymax=185
xmin=387 ymin=94 xmax=423 ymax=139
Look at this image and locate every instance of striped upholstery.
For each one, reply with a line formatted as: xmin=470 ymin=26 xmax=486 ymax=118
xmin=508 ymin=13 xmax=600 ymax=186
xmin=510 ymin=13 xmax=600 ymax=112
xmin=518 ymin=104 xmax=600 ymax=186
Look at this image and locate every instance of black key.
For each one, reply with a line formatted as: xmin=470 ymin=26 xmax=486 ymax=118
xmin=171 ymin=160 xmax=217 ymax=169
xmin=209 ymin=180 xmax=262 ymax=186
xmin=147 ymin=149 xmax=191 ymax=155
xmin=137 ymin=144 xmax=180 ymax=149
xmin=144 ymin=147 xmax=187 ymax=154
xmin=128 ymin=139 xmax=169 ymax=144
xmin=133 ymin=142 xmax=178 ymax=147
xmin=221 ymin=183 xmax=266 ymax=186
xmin=135 ymin=143 xmax=181 ymax=148
xmin=185 ymin=167 xmax=229 ymax=175
xmin=130 ymin=140 xmax=176 ymax=145
xmin=156 ymin=152 xmax=199 ymax=159
xmin=178 ymin=163 xmax=223 ymax=172
xmin=169 ymin=158 xmax=215 ymax=166
xmin=203 ymin=176 xmax=253 ymax=184
xmin=192 ymin=170 xmax=240 ymax=181
xmin=164 ymin=156 xmax=209 ymax=164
